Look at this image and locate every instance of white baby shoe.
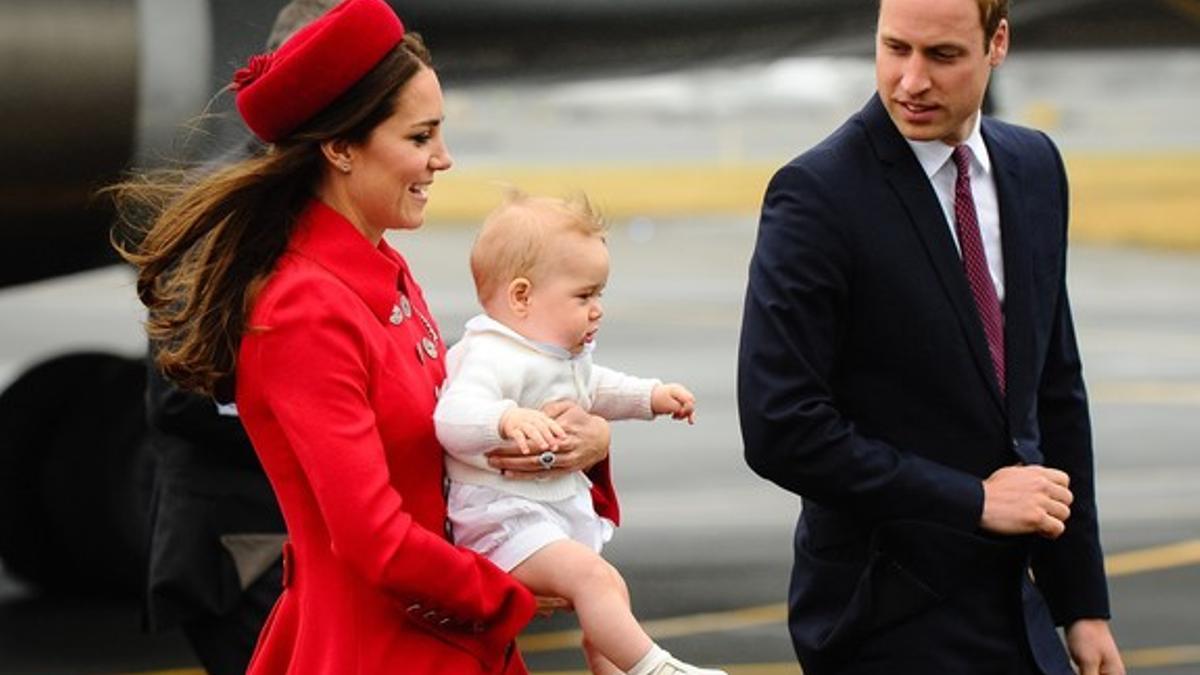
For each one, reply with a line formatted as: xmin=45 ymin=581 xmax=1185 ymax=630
xmin=626 ymin=645 xmax=728 ymax=675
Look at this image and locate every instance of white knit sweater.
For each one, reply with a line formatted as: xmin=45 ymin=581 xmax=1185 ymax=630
xmin=434 ymin=314 xmax=658 ymax=502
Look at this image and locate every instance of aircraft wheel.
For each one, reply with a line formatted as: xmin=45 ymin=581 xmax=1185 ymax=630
xmin=0 ymin=352 xmax=153 ymax=597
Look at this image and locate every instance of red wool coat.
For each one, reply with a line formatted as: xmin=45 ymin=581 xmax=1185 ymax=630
xmin=236 ymin=200 xmax=536 ymax=674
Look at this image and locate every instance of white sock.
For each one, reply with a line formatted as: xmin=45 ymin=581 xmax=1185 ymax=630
xmin=626 ymin=644 xmax=669 ymax=675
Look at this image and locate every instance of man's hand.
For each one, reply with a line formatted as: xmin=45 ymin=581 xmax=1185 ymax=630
xmin=486 ymin=401 xmax=610 ymax=479
xmin=498 ymin=407 xmax=565 ymax=455
xmin=1067 ymin=619 xmax=1125 ymax=675
xmin=980 ymin=465 xmax=1073 ymax=539
xmin=651 ymin=383 xmax=696 ymax=424
xmin=534 ymin=594 xmax=573 ymax=618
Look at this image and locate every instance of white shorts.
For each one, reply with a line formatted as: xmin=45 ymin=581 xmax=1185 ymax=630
xmin=447 ymin=481 xmax=615 ymax=572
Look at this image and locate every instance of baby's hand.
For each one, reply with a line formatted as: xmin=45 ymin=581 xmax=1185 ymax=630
xmin=499 ymin=407 xmax=567 ymax=454
xmin=651 ymin=383 xmax=696 ymax=424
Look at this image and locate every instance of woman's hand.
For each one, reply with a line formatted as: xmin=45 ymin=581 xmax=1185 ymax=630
xmin=486 ymin=401 xmax=610 ymax=479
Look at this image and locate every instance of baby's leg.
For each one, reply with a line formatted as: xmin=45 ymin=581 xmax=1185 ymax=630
xmin=583 ymin=636 xmax=623 ymax=675
xmin=511 ymin=539 xmax=651 ymax=672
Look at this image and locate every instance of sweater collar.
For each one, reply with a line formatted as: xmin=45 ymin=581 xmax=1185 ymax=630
xmin=289 ymin=199 xmax=410 ymax=324
xmin=463 ymin=313 xmax=594 ymax=360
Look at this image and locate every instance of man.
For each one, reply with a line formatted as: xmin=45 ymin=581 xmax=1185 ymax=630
xmin=737 ymin=0 xmax=1124 ymax=673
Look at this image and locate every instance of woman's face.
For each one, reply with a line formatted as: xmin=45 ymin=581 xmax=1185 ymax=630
xmin=334 ymin=66 xmax=453 ymax=240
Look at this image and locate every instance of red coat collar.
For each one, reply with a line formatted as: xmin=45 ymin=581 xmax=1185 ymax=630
xmin=288 ymin=200 xmax=412 ymax=325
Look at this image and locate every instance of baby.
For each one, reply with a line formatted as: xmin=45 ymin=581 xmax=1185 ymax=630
xmin=434 ymin=191 xmax=724 ymax=675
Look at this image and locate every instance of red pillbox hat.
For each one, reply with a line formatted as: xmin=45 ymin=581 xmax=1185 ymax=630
xmin=233 ymin=0 xmax=405 ymax=142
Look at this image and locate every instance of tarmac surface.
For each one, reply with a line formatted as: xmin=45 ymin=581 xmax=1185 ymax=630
xmin=0 ymin=215 xmax=1198 ymax=674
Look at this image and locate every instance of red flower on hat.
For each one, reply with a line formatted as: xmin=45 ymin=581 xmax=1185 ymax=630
xmin=232 ymin=54 xmax=273 ymax=92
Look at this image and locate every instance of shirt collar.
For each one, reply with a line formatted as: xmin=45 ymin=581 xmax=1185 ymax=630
xmin=289 ymin=199 xmax=410 ymax=324
xmin=463 ymin=313 xmax=593 ymax=361
xmin=904 ymin=110 xmax=991 ymax=179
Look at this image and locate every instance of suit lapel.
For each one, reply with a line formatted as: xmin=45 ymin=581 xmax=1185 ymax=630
xmin=984 ymin=122 xmax=1034 ymax=426
xmin=860 ymin=95 xmax=1005 ymax=415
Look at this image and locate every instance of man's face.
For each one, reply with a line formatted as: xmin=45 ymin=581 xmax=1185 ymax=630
xmin=876 ymin=0 xmax=1008 ymax=145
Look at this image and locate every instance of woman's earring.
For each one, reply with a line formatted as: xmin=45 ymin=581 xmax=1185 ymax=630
xmin=339 ymin=162 xmax=351 ymax=173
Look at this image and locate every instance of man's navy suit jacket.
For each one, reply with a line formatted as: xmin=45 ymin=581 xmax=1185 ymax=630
xmin=738 ymin=94 xmax=1110 ymax=674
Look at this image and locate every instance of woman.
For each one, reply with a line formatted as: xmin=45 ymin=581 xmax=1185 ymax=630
xmin=112 ymin=1 xmax=611 ymax=672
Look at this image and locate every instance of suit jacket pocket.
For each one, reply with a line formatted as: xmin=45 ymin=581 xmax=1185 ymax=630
xmin=818 ymin=545 xmax=943 ymax=651
xmin=818 ymin=518 xmax=1021 ymax=651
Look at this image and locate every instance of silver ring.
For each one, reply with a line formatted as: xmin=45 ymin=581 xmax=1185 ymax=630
xmin=538 ymin=451 xmax=556 ymax=470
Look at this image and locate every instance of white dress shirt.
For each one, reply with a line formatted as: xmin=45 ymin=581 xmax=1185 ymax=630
xmin=905 ymin=111 xmax=1005 ymax=302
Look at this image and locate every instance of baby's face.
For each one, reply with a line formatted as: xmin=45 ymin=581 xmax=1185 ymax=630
xmin=523 ymin=233 xmax=609 ymax=355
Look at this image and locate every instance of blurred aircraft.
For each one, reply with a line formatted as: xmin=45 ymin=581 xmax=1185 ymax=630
xmin=4 ymin=0 xmax=1200 ymax=288
xmin=1 ymin=0 xmax=1198 ymax=595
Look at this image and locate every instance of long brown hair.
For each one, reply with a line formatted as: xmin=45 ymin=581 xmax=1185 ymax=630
xmin=110 ymin=33 xmax=432 ymax=397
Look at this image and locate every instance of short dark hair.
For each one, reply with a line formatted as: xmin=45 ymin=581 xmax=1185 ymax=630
xmin=878 ymin=0 xmax=1010 ymax=50
xmin=977 ymin=0 xmax=1010 ymax=49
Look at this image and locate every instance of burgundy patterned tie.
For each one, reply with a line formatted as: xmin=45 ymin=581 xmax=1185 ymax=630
xmin=952 ymin=145 xmax=1005 ymax=396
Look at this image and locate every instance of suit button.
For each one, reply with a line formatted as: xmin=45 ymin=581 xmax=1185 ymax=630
xmin=406 ymin=603 xmax=422 ymax=615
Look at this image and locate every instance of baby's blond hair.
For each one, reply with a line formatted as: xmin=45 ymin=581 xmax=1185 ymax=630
xmin=470 ymin=189 xmax=606 ymax=305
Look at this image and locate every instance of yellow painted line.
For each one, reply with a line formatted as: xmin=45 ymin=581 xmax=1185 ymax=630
xmin=1064 ymin=152 xmax=1200 ymax=250
xmin=536 ymin=665 xmax=802 ymax=675
xmin=520 ymin=602 xmax=786 ymax=652
xmin=1106 ymin=539 xmax=1200 ymax=577
xmin=425 ymin=153 xmax=1200 ymax=250
xmin=532 ymin=647 xmax=1200 ymax=672
xmin=122 ymin=539 xmax=1200 ymax=673
xmin=521 ymin=539 xmax=1200 ymax=654
xmin=1124 ymin=644 xmax=1200 ymax=668
xmin=1091 ymin=381 xmax=1200 ymax=407
xmin=119 ymin=647 xmax=1200 ymax=675
xmin=115 ymin=670 xmax=203 ymax=675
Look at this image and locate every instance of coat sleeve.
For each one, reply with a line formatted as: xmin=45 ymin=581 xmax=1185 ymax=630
xmin=738 ymin=162 xmax=983 ymax=531
xmin=246 ymin=283 xmax=534 ymax=659
xmin=1030 ymin=135 xmax=1110 ymax=625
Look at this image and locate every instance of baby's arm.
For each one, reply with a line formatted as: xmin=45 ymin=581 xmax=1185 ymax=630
xmin=434 ymin=351 xmax=516 ymax=459
xmin=587 ymin=365 xmax=660 ymax=421
xmin=650 ymin=383 xmax=696 ymax=424
xmin=435 ymin=346 xmax=567 ymax=457
xmin=590 ymin=366 xmax=698 ymax=424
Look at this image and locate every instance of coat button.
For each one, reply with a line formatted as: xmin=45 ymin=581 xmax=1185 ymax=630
xmin=281 ymin=541 xmax=295 ymax=589
xmin=400 ymin=295 xmax=413 ymax=318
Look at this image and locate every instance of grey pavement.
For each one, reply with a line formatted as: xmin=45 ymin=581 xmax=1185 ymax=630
xmin=0 ymin=216 xmax=1197 ymax=673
